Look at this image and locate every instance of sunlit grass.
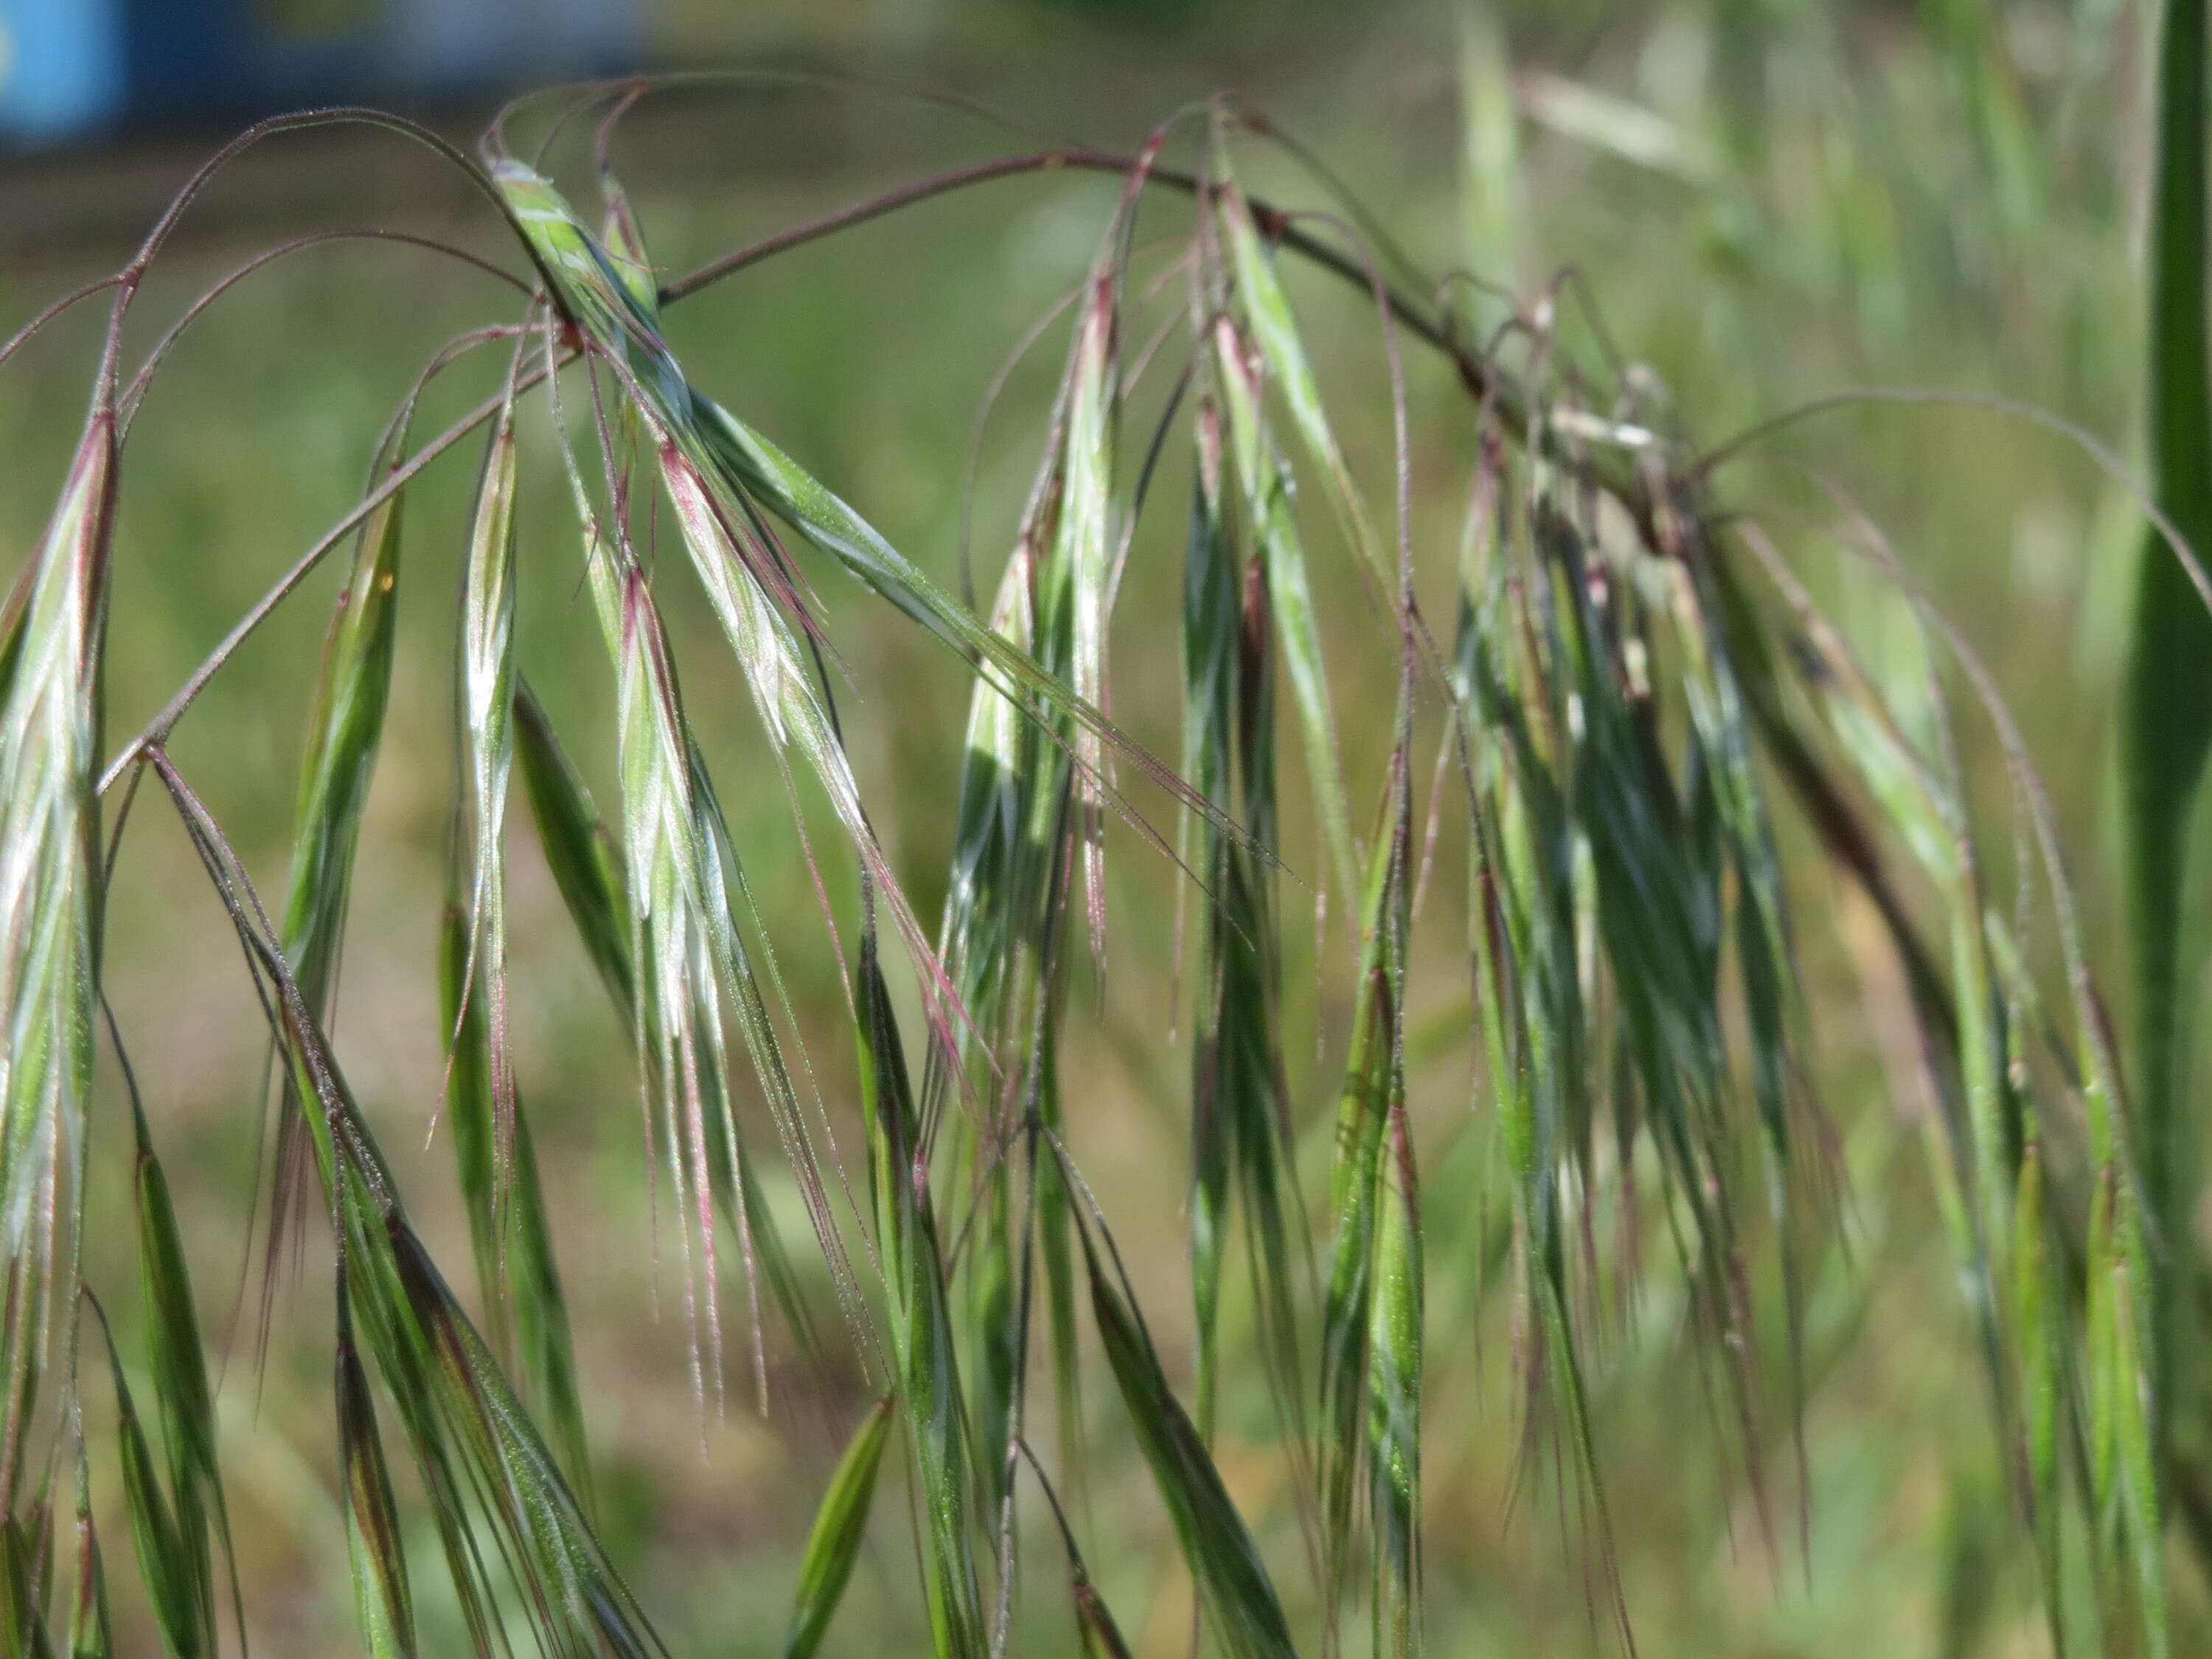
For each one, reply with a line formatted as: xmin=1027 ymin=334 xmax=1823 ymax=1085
xmin=1 ymin=13 xmax=2206 ymax=1655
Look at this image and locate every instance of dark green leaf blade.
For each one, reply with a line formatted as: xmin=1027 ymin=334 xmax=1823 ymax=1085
xmin=1079 ymin=1222 xmax=1296 ymax=1659
xmin=779 ymin=1396 xmax=894 ymax=1659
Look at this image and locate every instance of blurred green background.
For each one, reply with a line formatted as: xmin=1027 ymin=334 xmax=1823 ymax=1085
xmin=0 ymin=0 xmax=2186 ymax=1652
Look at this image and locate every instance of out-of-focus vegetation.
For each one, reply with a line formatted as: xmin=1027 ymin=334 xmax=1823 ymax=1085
xmin=0 ymin=1 xmax=2202 ymax=1655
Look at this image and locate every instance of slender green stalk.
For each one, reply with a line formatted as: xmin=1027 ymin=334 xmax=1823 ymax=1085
xmin=2126 ymin=0 xmax=2212 ymax=1480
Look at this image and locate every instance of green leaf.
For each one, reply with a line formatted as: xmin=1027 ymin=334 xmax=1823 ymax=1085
xmin=1079 ymin=1220 xmax=1297 ymax=1659
xmin=779 ymin=1396 xmax=893 ymax=1659
xmin=2124 ymin=0 xmax=2212 ymax=1486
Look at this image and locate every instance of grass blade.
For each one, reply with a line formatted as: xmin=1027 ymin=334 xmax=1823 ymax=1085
xmin=2124 ymin=0 xmax=2212 ymax=1476
xmin=779 ymin=1395 xmax=893 ymax=1659
xmin=1077 ymin=1212 xmax=1298 ymax=1659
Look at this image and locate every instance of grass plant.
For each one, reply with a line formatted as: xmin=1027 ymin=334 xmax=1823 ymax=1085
xmin=4 ymin=28 xmax=2209 ymax=1657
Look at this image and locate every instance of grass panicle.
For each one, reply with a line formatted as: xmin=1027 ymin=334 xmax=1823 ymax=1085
xmin=1211 ymin=132 xmax=1388 ymax=603
xmin=1189 ymin=185 xmax=1405 ymax=1627
xmin=1183 ymin=380 xmax=1312 ymax=1486
xmin=496 ymin=154 xmax=954 ymax=1048
xmin=1742 ymin=510 xmax=2170 ymax=1651
xmin=551 ymin=389 xmax=846 ymax=1410
xmin=931 ymin=481 xmax=1085 ymax=1542
xmin=3 ymin=65 xmax=2202 ymax=1659
xmin=1206 ymin=214 xmax=1360 ymax=919
xmin=152 ymin=748 xmax=663 ymax=1659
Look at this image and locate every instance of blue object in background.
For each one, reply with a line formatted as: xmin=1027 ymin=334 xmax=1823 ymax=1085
xmin=0 ymin=0 xmax=125 ymax=141
xmin=0 ymin=0 xmax=640 ymax=148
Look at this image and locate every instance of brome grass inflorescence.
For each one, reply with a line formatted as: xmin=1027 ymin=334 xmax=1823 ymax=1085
xmin=1 ymin=52 xmax=2203 ymax=1659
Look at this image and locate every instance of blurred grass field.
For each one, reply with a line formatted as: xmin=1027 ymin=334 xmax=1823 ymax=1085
xmin=0 ymin=1 xmax=2190 ymax=1652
